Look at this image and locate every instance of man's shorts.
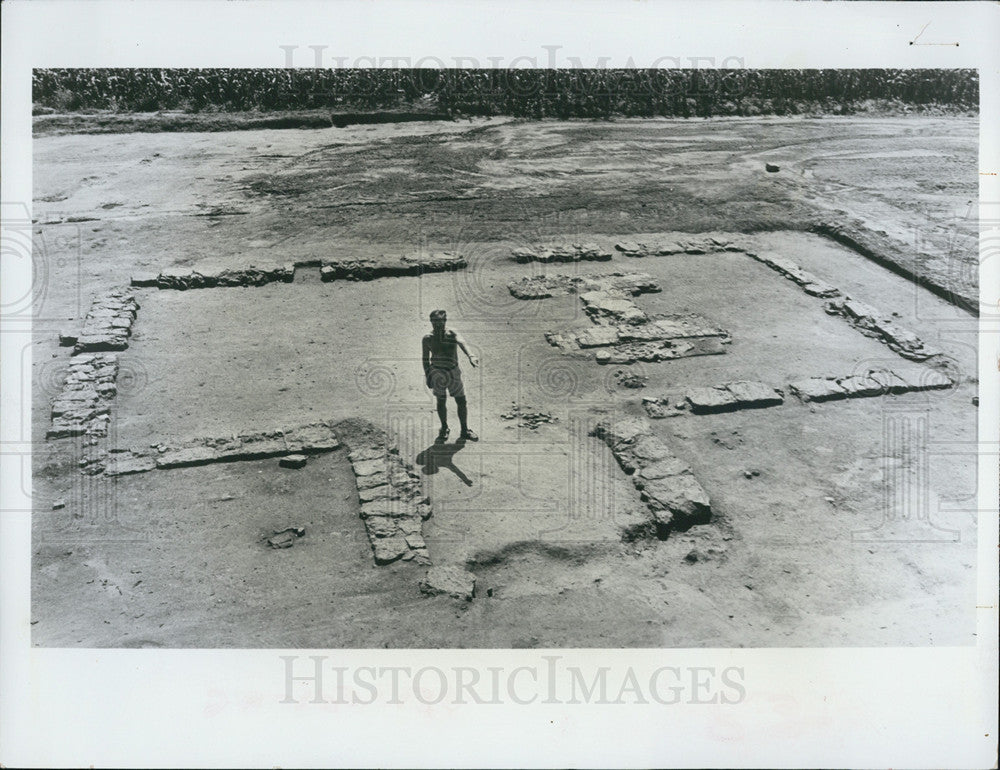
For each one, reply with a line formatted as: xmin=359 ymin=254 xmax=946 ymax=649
xmin=428 ymin=367 xmax=465 ymax=398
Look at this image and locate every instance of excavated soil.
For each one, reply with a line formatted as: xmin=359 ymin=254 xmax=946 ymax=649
xmin=31 ymin=116 xmax=978 ymax=647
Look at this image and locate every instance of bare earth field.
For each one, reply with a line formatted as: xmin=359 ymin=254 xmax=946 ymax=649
xmin=30 ymin=116 xmax=979 ymax=647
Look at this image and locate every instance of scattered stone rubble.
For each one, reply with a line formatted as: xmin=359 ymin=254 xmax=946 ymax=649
xmin=73 ymin=289 xmax=139 ymax=352
xmin=746 ymin=252 xmax=841 ymax=298
xmin=47 ymin=353 xmax=119 ymax=439
xmin=511 ymin=243 xmax=613 ymax=264
xmin=825 ymin=297 xmax=938 ymax=361
xmin=419 ymin=565 xmax=476 ymax=601
xmin=788 ymin=368 xmax=953 ymax=402
xmin=500 ymin=404 xmax=559 ymax=430
xmin=132 ymin=261 xmax=295 ymax=289
xmin=337 ymin=418 xmax=432 ymax=566
xmin=614 ymin=370 xmax=648 ymax=389
xmin=642 ymin=396 xmax=686 ymax=419
xmin=91 ymin=421 xmax=342 ymax=476
xmin=320 ymin=252 xmax=466 ymax=281
xmin=685 ymin=380 xmax=785 ymax=414
xmin=592 ymin=416 xmax=712 ymax=536
xmin=614 ymin=236 xmax=744 ymax=257
xmin=267 ymin=526 xmax=306 ymax=549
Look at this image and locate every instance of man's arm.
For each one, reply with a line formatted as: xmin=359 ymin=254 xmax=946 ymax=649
xmin=421 ymin=335 xmax=432 ymax=376
xmin=453 ymin=330 xmax=478 ymax=367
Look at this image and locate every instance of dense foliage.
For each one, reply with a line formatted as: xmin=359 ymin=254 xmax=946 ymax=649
xmin=33 ymin=68 xmax=979 ymax=117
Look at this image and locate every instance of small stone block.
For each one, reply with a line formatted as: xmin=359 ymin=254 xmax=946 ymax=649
xmin=420 ymin=565 xmax=476 ymax=601
xmin=279 ymin=454 xmax=308 ymax=469
xmin=371 ymin=535 xmax=409 ymax=565
xmin=686 ymin=386 xmax=738 ymax=414
xmin=788 ymin=377 xmax=849 ymax=402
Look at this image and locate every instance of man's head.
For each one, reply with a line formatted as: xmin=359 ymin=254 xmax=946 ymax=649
xmin=430 ymin=309 xmax=447 ymax=332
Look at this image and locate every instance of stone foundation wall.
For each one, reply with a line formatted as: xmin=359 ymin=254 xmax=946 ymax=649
xmin=47 ymin=353 xmax=119 ymax=439
xmin=320 ymin=252 xmax=466 ymax=281
xmin=684 ymin=381 xmax=785 ymax=414
xmin=90 ymin=421 xmax=342 ymax=476
xmin=746 ymin=252 xmax=841 ymax=298
xmin=614 ymin=236 xmax=744 ymax=257
xmin=641 ymin=368 xmax=954 ymax=417
xmin=49 ymin=289 xmax=139 ymax=439
xmin=810 ymin=219 xmax=977 ymax=315
xmin=336 ymin=418 xmax=432 ymax=566
xmin=69 ymin=289 xmax=139 ymax=353
xmin=592 ymin=416 xmax=712 ymax=536
xmin=132 ymin=262 xmax=295 ymax=289
xmin=825 ymin=297 xmax=939 ymax=361
xmin=512 ymin=243 xmax=613 ymax=263
xmin=788 ymin=368 xmax=953 ymax=402
xmin=132 ymin=253 xmax=467 ymax=290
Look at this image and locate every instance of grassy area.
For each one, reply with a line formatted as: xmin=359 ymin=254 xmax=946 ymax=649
xmin=33 ymin=68 xmax=978 ymax=135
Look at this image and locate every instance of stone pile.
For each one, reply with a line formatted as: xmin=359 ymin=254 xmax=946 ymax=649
xmin=92 ymin=421 xmax=342 ymax=476
xmin=47 ymin=353 xmax=119 ymax=439
xmin=642 ymin=396 xmax=684 ymax=419
xmin=614 ymin=370 xmax=648 ymax=389
xmin=511 ymin=243 xmax=613 ymax=263
xmin=71 ymin=289 xmax=139 ymax=353
xmin=825 ymin=297 xmax=938 ymax=361
xmin=614 ymin=237 xmax=744 ymax=257
xmin=746 ymin=252 xmax=841 ymax=298
xmin=684 ymin=380 xmax=785 ymax=414
xmin=579 ymin=290 xmax=652 ymax=325
xmin=132 ymin=262 xmax=295 ymax=289
xmin=507 ymin=272 xmax=659 ymax=300
xmin=508 ymin=270 xmax=729 ymax=364
xmin=788 ymin=368 xmax=952 ymax=403
xmin=545 ymin=313 xmax=731 ymax=364
xmin=500 ymin=404 xmax=559 ymax=430
xmin=320 ymin=252 xmax=466 ymax=281
xmin=592 ymin=416 xmax=712 ymax=535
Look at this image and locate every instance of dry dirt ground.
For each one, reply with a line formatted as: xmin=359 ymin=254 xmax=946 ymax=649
xmin=30 ymin=116 xmax=979 ymax=647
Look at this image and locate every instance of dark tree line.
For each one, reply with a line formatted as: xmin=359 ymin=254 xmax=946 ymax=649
xmin=33 ymin=68 xmax=979 ymax=117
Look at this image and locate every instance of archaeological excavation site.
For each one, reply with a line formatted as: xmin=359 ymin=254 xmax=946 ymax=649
xmin=29 ymin=70 xmax=980 ymax=648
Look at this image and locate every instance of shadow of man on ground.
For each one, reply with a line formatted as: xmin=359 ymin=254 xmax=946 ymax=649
xmin=415 ymin=442 xmax=473 ymax=487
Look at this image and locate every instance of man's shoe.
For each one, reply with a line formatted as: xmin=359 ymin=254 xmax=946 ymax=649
xmin=458 ymin=429 xmax=479 ymax=442
xmin=436 ymin=427 xmax=450 ymax=443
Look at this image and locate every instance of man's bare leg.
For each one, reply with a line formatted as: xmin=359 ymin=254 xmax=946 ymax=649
xmin=456 ymin=397 xmax=478 ymax=441
xmin=436 ymin=396 xmax=449 ymax=441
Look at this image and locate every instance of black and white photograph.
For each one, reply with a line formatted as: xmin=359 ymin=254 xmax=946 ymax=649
xmin=25 ymin=65 xmax=983 ymax=649
xmin=2 ymin=1 xmax=997 ymax=767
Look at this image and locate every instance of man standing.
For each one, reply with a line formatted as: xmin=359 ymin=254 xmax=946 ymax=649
xmin=422 ymin=309 xmax=479 ymax=443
